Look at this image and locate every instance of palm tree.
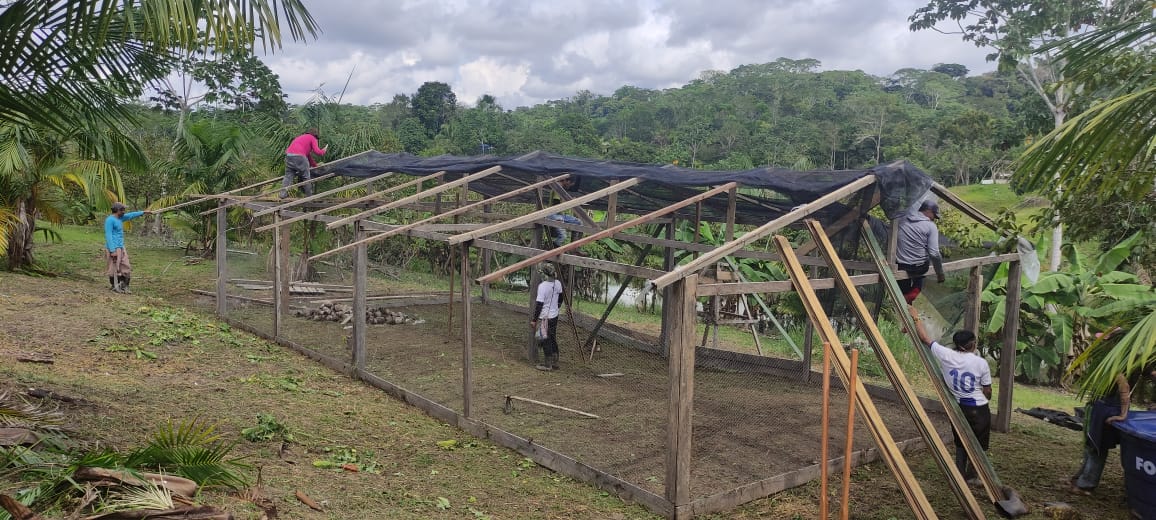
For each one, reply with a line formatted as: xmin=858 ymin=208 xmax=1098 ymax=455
xmin=0 ymin=124 xmax=131 ymax=270
xmin=0 ymin=1 xmax=319 ymax=137
xmin=1016 ymin=17 xmax=1155 ymax=211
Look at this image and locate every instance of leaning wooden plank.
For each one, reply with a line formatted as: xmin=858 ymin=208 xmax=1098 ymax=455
xmin=253 ymin=172 xmax=395 ymax=216
xmin=326 ymin=166 xmax=502 ymax=230
xmin=931 ymin=183 xmax=999 ymax=232
xmin=805 ymin=220 xmax=985 ymax=520
xmin=315 ymin=175 xmax=568 ymax=259
xmin=448 ymin=177 xmax=642 ymax=245
xmin=772 ymin=235 xmax=938 ymax=520
xmin=860 ymin=221 xmax=1022 ymax=512
xmin=253 ymin=171 xmax=445 ymax=232
xmin=477 ymin=182 xmax=736 ymax=284
xmin=650 ymin=175 xmax=875 ymax=289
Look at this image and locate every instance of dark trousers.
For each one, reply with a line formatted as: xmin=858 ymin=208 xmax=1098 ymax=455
xmin=953 ymin=403 xmax=991 ymax=478
xmin=541 ymin=317 xmax=559 ymax=358
xmin=898 ymin=261 xmax=930 ymax=304
xmin=281 ymin=154 xmax=313 ymax=197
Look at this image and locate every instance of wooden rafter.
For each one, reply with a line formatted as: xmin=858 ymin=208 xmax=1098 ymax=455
xmin=254 ymin=172 xmax=395 ymax=217
xmin=253 ymin=171 xmax=445 ymax=232
xmin=477 ymin=182 xmax=737 ymax=284
xmin=447 ymin=178 xmax=642 ymax=245
xmin=327 ymin=166 xmax=501 ymax=229
xmin=310 ymin=175 xmax=568 ymax=260
xmin=649 ymin=176 xmax=876 ymax=289
xmin=199 ymin=173 xmax=338 ymax=216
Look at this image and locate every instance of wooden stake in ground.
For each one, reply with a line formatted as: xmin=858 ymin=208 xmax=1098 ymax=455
xmin=841 ymin=348 xmax=859 ymax=520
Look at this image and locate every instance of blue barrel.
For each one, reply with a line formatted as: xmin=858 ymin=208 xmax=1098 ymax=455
xmin=1113 ymin=410 xmax=1156 ymax=520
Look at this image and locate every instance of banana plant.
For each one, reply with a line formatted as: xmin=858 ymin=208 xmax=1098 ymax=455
xmin=982 ymin=232 xmax=1150 ymax=383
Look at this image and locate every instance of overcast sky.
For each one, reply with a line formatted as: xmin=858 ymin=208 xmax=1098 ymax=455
xmin=263 ymin=0 xmax=995 ymax=110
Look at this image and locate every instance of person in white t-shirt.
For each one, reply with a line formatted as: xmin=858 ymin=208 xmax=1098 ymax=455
xmin=909 ymin=306 xmax=993 ymax=481
xmin=531 ymin=263 xmax=564 ymax=371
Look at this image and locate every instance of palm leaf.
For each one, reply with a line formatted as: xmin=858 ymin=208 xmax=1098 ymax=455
xmin=0 ymin=392 xmax=63 ymax=430
xmin=1073 ymin=308 xmax=1156 ymax=399
xmin=123 ymin=418 xmax=249 ymax=489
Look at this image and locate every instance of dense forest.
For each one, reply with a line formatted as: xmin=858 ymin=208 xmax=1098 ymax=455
xmin=122 ymin=56 xmax=1052 ymax=213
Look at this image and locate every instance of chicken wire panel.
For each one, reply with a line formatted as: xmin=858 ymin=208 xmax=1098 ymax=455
xmin=462 ymin=286 xmax=672 ymax=497
xmin=221 ymin=233 xmax=274 ymax=338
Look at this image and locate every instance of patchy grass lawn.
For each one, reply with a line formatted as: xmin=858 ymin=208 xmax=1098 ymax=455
xmin=0 ymin=224 xmax=1138 ymax=520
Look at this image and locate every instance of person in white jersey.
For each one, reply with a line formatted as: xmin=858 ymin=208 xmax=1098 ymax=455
xmin=531 ymin=263 xmax=564 ymax=371
xmin=909 ymin=306 xmax=992 ymax=481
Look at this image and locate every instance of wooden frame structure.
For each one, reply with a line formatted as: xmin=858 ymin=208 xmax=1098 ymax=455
xmin=199 ymin=154 xmax=1025 ymax=519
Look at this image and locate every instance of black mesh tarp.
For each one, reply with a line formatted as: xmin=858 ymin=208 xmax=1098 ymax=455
xmin=312 ymin=151 xmax=933 ymax=225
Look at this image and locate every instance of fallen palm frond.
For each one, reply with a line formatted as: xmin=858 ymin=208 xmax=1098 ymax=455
xmin=122 ymin=418 xmax=248 ymax=490
xmin=0 ymin=393 xmax=63 ymax=430
xmin=95 ymin=480 xmax=173 ymax=513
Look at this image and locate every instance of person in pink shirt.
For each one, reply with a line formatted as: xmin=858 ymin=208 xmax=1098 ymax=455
xmin=280 ymin=127 xmax=328 ymax=198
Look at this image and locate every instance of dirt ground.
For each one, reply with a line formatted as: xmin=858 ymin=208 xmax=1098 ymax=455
xmin=0 ymin=230 xmax=1139 ymax=519
xmin=218 ymin=291 xmax=948 ymax=502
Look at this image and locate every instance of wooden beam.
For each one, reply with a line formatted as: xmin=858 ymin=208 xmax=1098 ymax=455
xmin=665 ymin=275 xmax=698 ymax=513
xmin=327 ymin=166 xmax=501 ymax=230
xmin=805 ymin=220 xmax=985 ymax=520
xmin=605 ymin=180 xmax=619 ymax=228
xmin=198 ymin=173 xmax=338 ymax=216
xmin=215 ymin=202 xmax=228 ymax=316
xmin=795 ymin=187 xmax=880 ymax=256
xmin=996 ymin=261 xmax=1021 ymax=433
xmin=931 ymin=183 xmax=999 ymax=232
xmin=352 ymin=222 xmax=368 ymax=371
xmin=448 ymin=178 xmax=641 ymax=245
xmin=325 ymin=168 xmax=497 ymax=229
xmin=254 ymin=172 xmax=394 ymax=217
xmin=599 ymin=230 xmax=877 ymax=271
xmin=964 ymin=266 xmax=983 ymax=338
xmin=477 ymin=183 xmax=737 ymax=284
xmin=772 ymin=235 xmax=938 ymax=520
xmin=312 ymin=175 xmax=568 ymax=260
xmin=273 ymin=212 xmax=290 ymax=337
xmin=695 ymin=253 xmax=1019 ymax=296
xmin=461 ymin=243 xmax=473 ymax=418
xmin=253 ymin=171 xmax=444 ymax=232
xmin=650 ymin=176 xmax=876 ymax=289
xmin=860 ymin=221 xmax=1011 ymax=506
xmin=151 ymin=175 xmax=280 ymax=214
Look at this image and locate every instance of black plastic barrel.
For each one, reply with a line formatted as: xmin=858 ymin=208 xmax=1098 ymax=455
xmin=1113 ymin=410 xmax=1156 ymax=520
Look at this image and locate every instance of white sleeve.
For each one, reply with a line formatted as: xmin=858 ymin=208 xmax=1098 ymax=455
xmin=979 ymin=362 xmax=992 ymax=386
xmin=929 ymin=341 xmax=952 ymax=362
xmin=536 ymin=282 xmax=549 ymax=303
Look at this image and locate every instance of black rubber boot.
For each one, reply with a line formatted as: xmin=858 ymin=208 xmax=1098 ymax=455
xmin=549 ymin=354 xmax=559 ymax=370
xmin=109 ymin=276 xmax=118 ymax=292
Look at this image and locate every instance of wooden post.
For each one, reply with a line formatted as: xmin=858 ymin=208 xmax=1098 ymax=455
xmin=996 ymin=261 xmax=1021 ymax=433
xmin=352 ymin=222 xmax=367 ymax=371
xmin=273 ymin=211 xmax=290 ymax=337
xmin=963 ymin=266 xmax=983 ymax=338
xmin=461 ymin=243 xmax=473 ymax=418
xmin=215 ymin=201 xmax=228 ymax=316
xmin=606 ymin=180 xmax=618 ymax=228
xmin=481 ymin=203 xmax=492 ymax=303
xmin=665 ymin=275 xmax=698 ymax=518
xmin=820 ymin=341 xmax=832 ymax=520
xmin=840 ymin=348 xmax=860 ymax=520
xmin=527 ymin=183 xmax=544 ymax=364
xmin=660 ymin=219 xmax=676 ymax=352
xmin=448 ymin=246 xmax=455 ymax=332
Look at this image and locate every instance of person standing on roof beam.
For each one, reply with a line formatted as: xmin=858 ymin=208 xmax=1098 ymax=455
xmin=896 ymin=199 xmax=945 ymax=304
xmin=280 ymin=127 xmax=328 ymax=199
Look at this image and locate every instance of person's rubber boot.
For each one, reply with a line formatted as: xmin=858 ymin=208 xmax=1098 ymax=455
xmin=118 ymin=275 xmax=131 ymax=294
xmin=549 ymin=353 xmax=559 ymax=371
xmin=109 ymin=276 xmax=119 ymax=292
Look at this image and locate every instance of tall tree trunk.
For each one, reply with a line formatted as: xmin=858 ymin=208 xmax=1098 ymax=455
xmin=6 ymin=199 xmax=35 ymax=271
xmin=1049 ymin=108 xmax=1066 ymax=272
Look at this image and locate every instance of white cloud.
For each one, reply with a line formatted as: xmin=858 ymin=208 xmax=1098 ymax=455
xmin=264 ymin=0 xmax=994 ymax=109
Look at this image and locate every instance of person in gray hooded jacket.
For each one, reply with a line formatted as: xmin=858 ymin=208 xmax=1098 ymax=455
xmin=895 ymin=200 xmax=945 ymax=303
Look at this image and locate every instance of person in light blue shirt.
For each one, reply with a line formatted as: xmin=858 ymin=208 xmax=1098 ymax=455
xmin=104 ymin=202 xmax=150 ymax=293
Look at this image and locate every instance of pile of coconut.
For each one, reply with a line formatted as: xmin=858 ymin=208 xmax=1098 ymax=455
xmin=293 ymin=301 xmax=424 ymax=325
